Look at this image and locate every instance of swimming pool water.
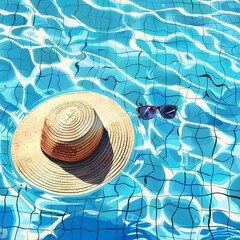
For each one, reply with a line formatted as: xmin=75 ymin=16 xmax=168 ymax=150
xmin=0 ymin=0 xmax=240 ymax=239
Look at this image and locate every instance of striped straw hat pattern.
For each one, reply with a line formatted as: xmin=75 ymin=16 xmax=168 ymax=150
xmin=11 ymin=92 xmax=134 ymax=195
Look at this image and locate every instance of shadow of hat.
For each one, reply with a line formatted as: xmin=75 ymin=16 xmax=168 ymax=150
xmin=42 ymin=128 xmax=113 ymax=185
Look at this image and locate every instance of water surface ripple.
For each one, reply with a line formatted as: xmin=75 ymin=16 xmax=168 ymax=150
xmin=0 ymin=0 xmax=240 ymax=239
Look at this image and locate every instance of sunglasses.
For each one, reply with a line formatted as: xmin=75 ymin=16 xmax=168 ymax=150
xmin=136 ymin=104 xmax=178 ymax=120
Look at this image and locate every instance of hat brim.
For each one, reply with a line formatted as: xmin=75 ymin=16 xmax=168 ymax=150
xmin=11 ymin=92 xmax=134 ymax=195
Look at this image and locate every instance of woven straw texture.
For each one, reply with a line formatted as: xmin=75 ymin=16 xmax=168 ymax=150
xmin=11 ymin=92 xmax=134 ymax=195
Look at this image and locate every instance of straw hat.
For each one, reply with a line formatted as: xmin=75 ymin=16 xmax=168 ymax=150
xmin=11 ymin=92 xmax=134 ymax=195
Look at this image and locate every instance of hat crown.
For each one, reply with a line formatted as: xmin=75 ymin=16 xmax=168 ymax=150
xmin=40 ymin=101 xmax=104 ymax=162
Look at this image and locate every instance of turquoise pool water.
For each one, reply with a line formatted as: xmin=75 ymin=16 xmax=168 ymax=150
xmin=1 ymin=0 xmax=240 ymax=239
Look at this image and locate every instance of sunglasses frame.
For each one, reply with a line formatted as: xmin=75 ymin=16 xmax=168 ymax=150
xmin=136 ymin=105 xmax=178 ymax=120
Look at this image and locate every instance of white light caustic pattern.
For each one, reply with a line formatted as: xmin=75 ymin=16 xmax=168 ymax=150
xmin=0 ymin=0 xmax=240 ymax=239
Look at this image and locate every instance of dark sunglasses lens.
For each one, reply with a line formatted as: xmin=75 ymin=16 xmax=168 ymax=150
xmin=139 ymin=106 xmax=155 ymax=119
xmin=159 ymin=105 xmax=176 ymax=119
